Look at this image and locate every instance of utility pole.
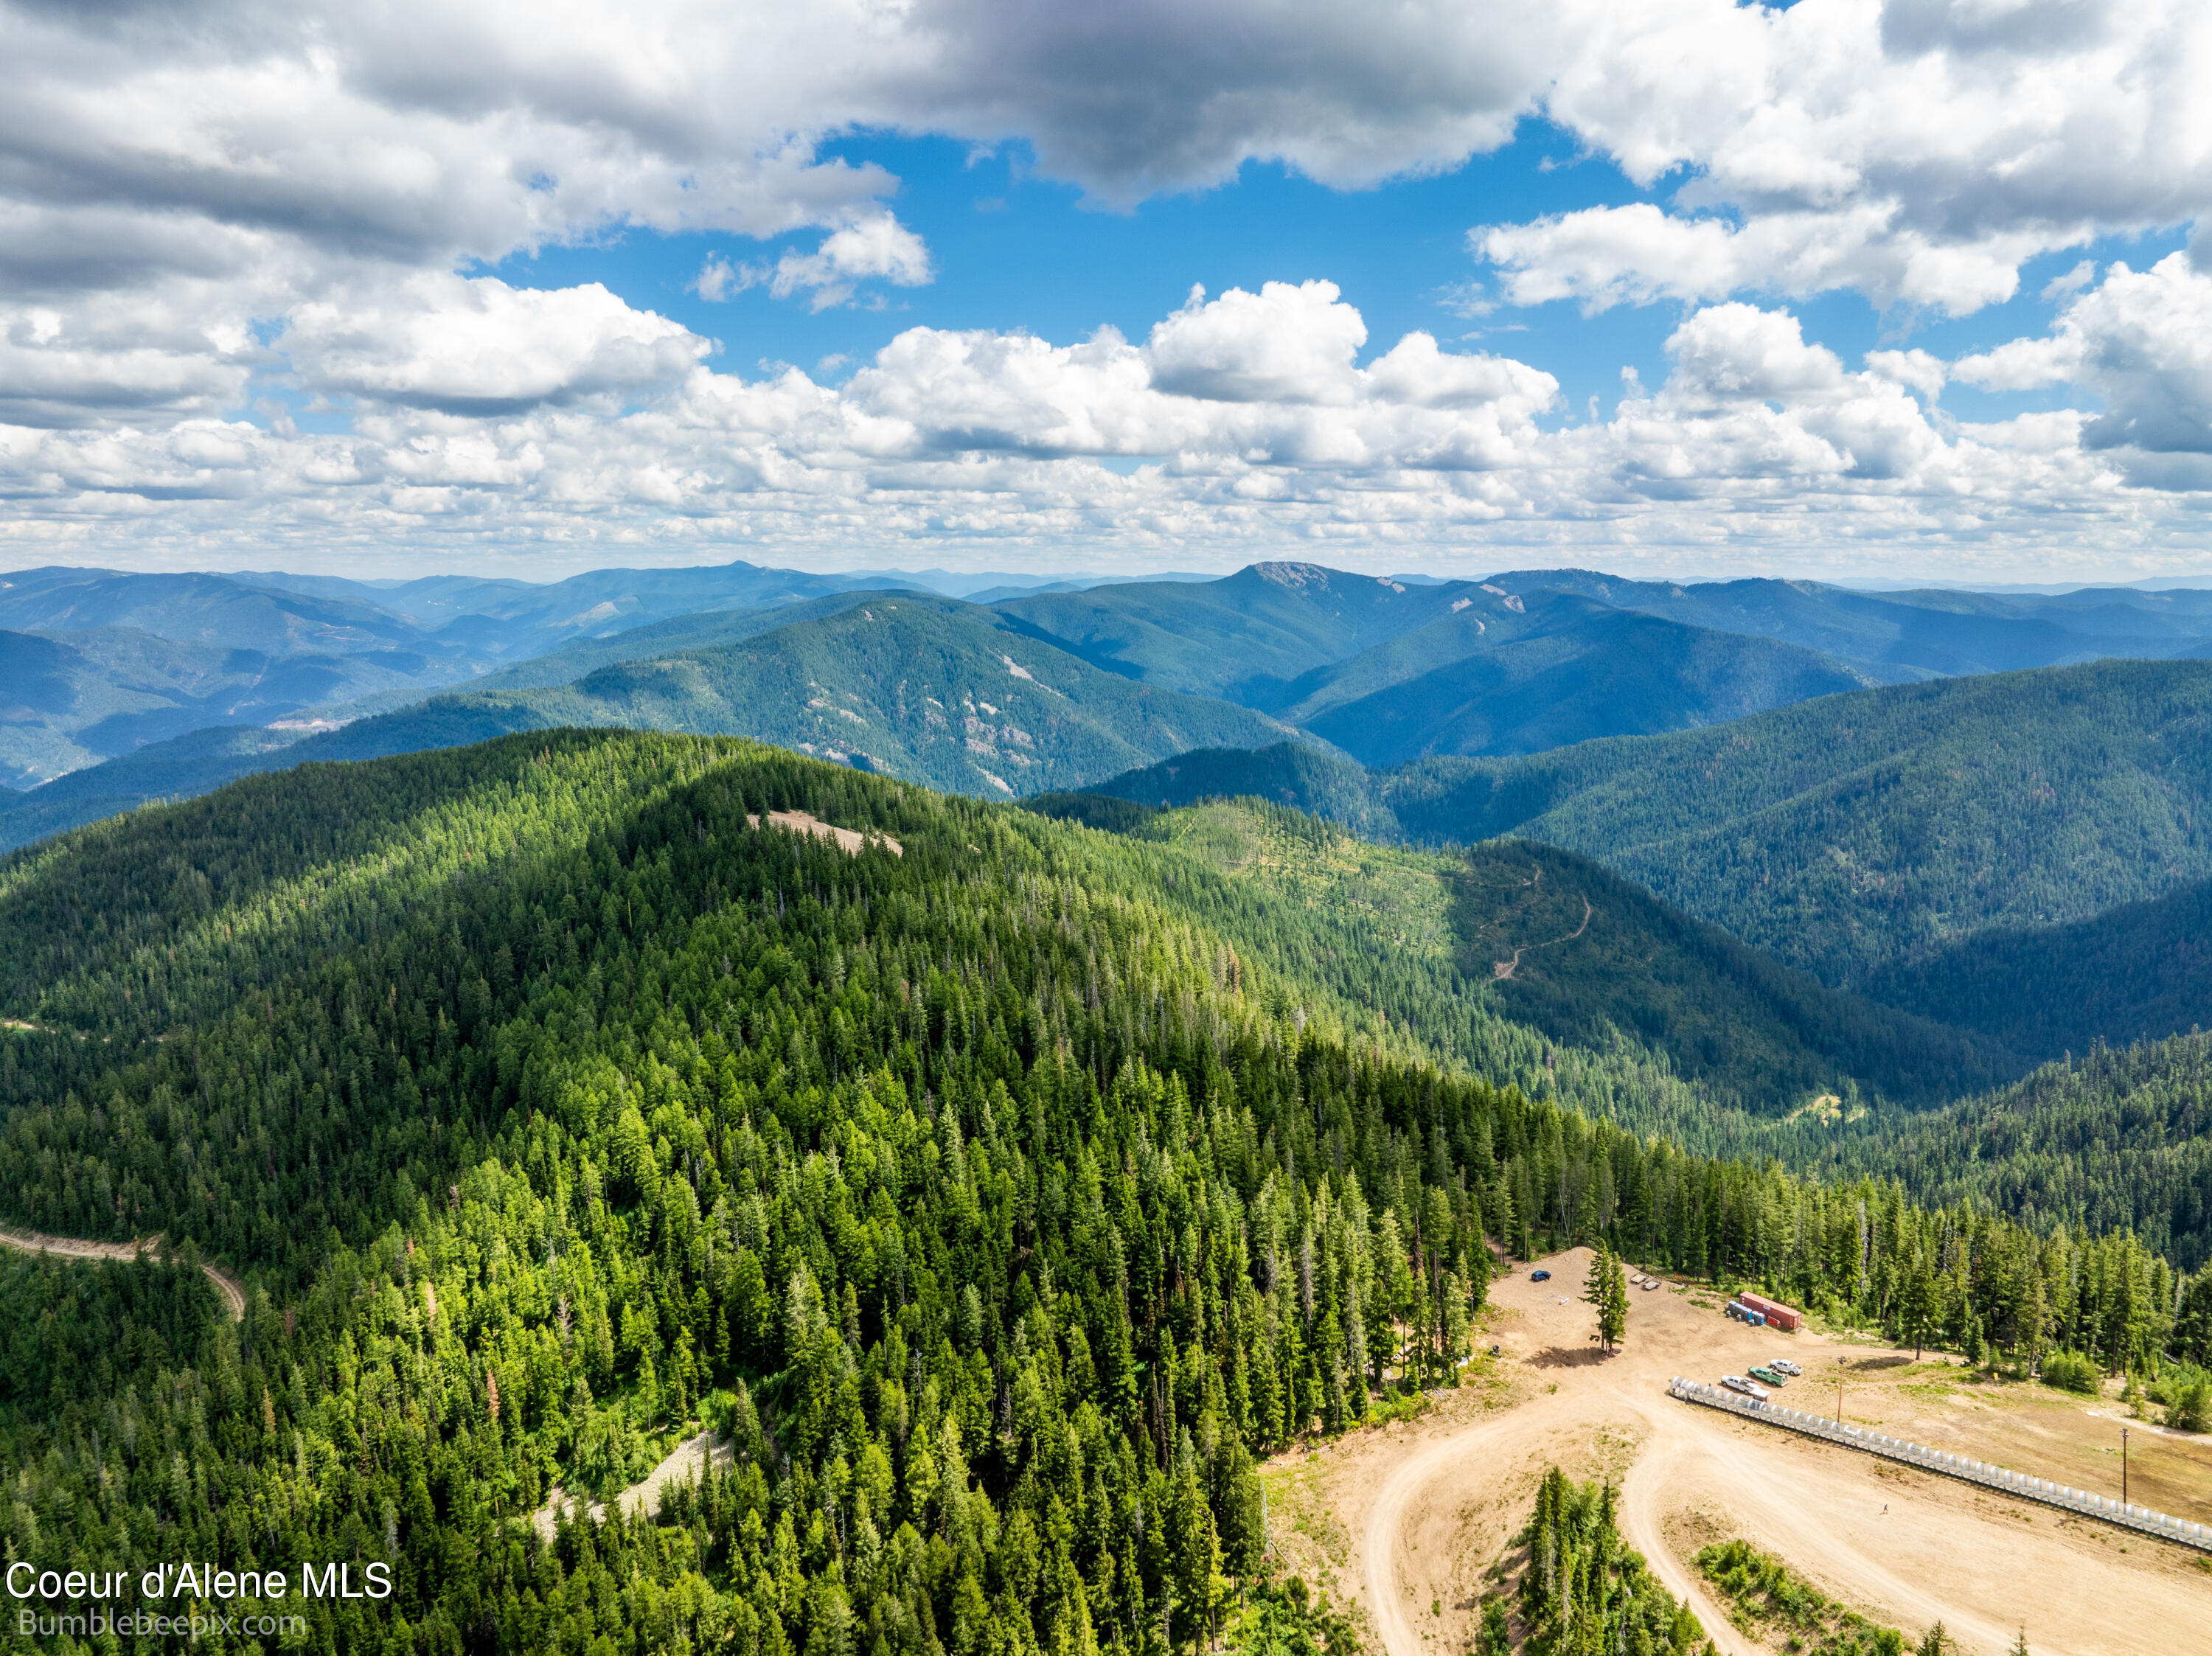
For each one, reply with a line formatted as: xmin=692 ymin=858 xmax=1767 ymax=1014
xmin=2122 ymin=1426 xmax=2130 ymax=1509
xmin=1836 ymin=1357 xmax=1847 ymax=1427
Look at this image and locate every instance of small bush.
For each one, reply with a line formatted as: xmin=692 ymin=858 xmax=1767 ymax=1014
xmin=2038 ymin=1350 xmax=2100 ymax=1394
xmin=2168 ymin=1376 xmax=2211 ymax=1432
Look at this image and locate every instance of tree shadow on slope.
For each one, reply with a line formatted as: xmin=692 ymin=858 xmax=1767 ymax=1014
xmin=1441 ymin=839 xmax=2020 ymax=1115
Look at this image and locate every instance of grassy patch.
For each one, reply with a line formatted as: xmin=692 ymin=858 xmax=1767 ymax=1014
xmin=1360 ymin=1389 xmax=1435 ymax=1430
xmin=1260 ymin=1453 xmax=1354 ymax=1575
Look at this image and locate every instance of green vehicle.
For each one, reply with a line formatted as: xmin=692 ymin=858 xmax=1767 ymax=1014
xmin=1749 ymin=1365 xmax=1790 ymax=1388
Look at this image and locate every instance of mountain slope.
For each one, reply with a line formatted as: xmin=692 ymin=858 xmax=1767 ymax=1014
xmin=1383 ymin=658 xmax=2212 ymax=984
xmin=0 ymin=596 xmax=1307 ymax=849
xmin=1439 ymin=835 xmax=2012 ymax=1107
xmin=1089 ymin=658 xmax=2212 ymax=989
xmin=439 ymin=591 xmax=884 ymax=695
xmin=1289 ymin=594 xmax=1879 ymax=762
xmin=1035 ymin=795 xmax=2011 ymax=1111
xmin=1079 ymin=741 xmax=1394 ymax=834
xmin=0 ymin=701 xmax=554 ymax=853
xmin=1858 ymin=877 xmax=2212 ymax=1060
xmin=476 ymin=594 xmax=1309 ymax=798
xmin=993 ymin=560 xmax=1483 ymax=703
xmin=301 ymin=591 xmax=890 ymax=723
xmin=0 ymin=624 xmax=484 ymax=786
xmin=1784 ymin=1034 xmax=2212 ymax=1269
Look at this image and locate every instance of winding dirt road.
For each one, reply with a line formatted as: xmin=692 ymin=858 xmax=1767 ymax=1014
xmin=0 ymin=1224 xmax=246 ymax=1321
xmin=1339 ymin=1248 xmax=2210 ymax=1656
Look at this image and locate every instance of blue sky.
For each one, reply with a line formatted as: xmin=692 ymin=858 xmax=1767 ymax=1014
xmin=6 ymin=0 xmax=2212 ymax=582
xmin=490 ymin=128 xmax=2181 ymax=434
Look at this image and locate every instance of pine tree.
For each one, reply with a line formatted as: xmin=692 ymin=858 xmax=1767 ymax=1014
xmin=1585 ymin=1243 xmax=1628 ymax=1353
xmin=1902 ymin=1250 xmax=1939 ymax=1360
xmin=1167 ymin=1447 xmax=1223 ymax=1652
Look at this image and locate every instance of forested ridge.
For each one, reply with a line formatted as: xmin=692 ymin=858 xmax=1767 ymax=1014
xmin=0 ymin=731 xmax=2205 ymax=1656
xmin=1858 ymin=877 xmax=2212 ymax=1060
xmin=1780 ymin=1034 xmax=2212 ymax=1270
xmin=1025 ymin=794 xmax=2011 ymax=1115
xmin=1026 ymin=790 xmax=2212 ymax=1265
xmin=1089 ymin=658 xmax=2212 ymax=990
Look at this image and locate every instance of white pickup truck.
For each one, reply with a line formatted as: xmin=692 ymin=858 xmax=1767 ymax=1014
xmin=1720 ymin=1374 xmax=1771 ymax=1401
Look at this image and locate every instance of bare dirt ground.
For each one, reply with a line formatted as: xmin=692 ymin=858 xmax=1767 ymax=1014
xmin=0 ymin=1223 xmax=247 ymax=1321
xmin=1261 ymin=1248 xmax=2211 ymax=1656
xmin=746 ymin=810 xmax=902 ymax=857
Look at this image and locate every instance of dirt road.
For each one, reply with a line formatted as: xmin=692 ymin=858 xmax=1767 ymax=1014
xmin=0 ymin=1224 xmax=246 ymax=1321
xmin=1332 ymin=1249 xmax=2210 ymax=1656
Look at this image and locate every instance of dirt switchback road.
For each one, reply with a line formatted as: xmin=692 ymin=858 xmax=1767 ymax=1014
xmin=1346 ymin=1248 xmax=2210 ymax=1656
xmin=0 ymin=1225 xmax=246 ymax=1321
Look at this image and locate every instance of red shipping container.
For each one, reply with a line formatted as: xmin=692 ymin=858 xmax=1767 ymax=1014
xmin=1740 ymin=1293 xmax=1801 ymax=1331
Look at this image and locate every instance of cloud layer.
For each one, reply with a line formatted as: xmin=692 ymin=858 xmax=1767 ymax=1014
xmin=7 ymin=275 xmax=2202 ymax=580
xmin=1 ymin=0 xmax=2211 ymax=573
xmin=1482 ymin=0 xmax=2212 ymax=318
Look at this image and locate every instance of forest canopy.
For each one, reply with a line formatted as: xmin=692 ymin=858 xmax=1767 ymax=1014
xmin=0 ymin=730 xmax=2203 ymax=1655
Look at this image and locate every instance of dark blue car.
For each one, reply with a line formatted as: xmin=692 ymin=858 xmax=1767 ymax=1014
xmin=1531 ymin=1270 xmax=1551 ymax=1281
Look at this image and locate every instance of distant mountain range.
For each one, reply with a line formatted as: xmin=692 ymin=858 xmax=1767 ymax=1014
xmin=1481 ymin=568 xmax=2212 ymax=678
xmin=13 ymin=557 xmax=2212 ymax=1016
xmin=0 ymin=559 xmax=1085 ymax=786
xmin=0 ymin=624 xmax=485 ymax=787
xmin=10 ymin=554 xmax=2212 ymax=1189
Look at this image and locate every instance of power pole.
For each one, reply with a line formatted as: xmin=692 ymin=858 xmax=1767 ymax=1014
xmin=2122 ymin=1426 xmax=2130 ymax=1508
xmin=1836 ymin=1357 xmax=1847 ymax=1426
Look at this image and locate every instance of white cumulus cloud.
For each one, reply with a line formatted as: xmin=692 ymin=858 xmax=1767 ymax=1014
xmin=1145 ymin=281 xmax=1369 ymax=405
xmin=769 ymin=214 xmax=936 ymax=310
xmin=0 ymin=282 xmax=2190 ymax=582
xmin=1479 ymin=0 xmax=2212 ymax=318
xmin=1956 ymin=253 xmax=2212 ymax=455
xmin=280 ymin=276 xmax=710 ymax=413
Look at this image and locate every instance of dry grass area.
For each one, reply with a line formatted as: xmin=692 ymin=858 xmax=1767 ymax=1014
xmin=1798 ymin=1349 xmax=2212 ymax=1524
xmin=1261 ymin=1248 xmax=2212 ymax=1656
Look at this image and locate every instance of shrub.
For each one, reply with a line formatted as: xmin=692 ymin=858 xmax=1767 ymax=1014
xmin=2038 ymin=1351 xmax=2100 ymax=1394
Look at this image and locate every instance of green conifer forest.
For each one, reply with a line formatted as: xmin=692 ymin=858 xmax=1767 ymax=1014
xmin=0 ymin=731 xmax=2203 ymax=1654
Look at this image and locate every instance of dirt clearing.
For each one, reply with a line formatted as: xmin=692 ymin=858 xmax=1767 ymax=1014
xmin=1264 ymin=1248 xmax=2211 ymax=1656
xmin=747 ymin=810 xmax=901 ymax=857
